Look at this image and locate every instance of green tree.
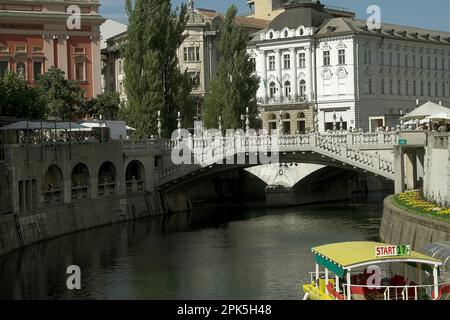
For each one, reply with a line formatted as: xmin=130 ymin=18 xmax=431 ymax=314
xmin=37 ymin=66 xmax=85 ymax=120
xmin=203 ymin=5 xmax=259 ymax=129
xmin=122 ymin=0 xmax=194 ymax=138
xmin=84 ymin=92 xmax=121 ymax=120
xmin=0 ymin=72 xmax=46 ymax=119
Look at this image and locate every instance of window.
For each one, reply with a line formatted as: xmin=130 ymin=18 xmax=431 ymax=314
xmin=420 ymin=81 xmax=424 ymax=96
xmin=298 ymin=53 xmax=306 ymax=68
xmin=442 ymin=57 xmax=446 ymax=71
xmin=381 ymin=79 xmax=385 ymax=95
xmin=404 ymin=54 xmax=408 ymax=68
xmin=420 ymin=56 xmax=423 ymax=69
xmin=32 ymin=46 xmax=43 ymax=53
xmin=74 ymin=47 xmax=86 ymax=55
xmin=183 ymin=47 xmax=200 ymax=62
xmin=284 ymin=30 xmax=289 ymax=38
xmin=412 ymin=80 xmax=417 ymax=96
xmin=299 ymin=80 xmax=306 ymax=97
xmin=435 ymin=57 xmax=438 ymax=70
xmin=368 ymin=50 xmax=372 ymax=64
xmin=249 ymin=58 xmax=256 ymax=72
xmin=323 ymin=51 xmax=330 ymax=66
xmin=368 ymin=78 xmax=373 ymax=95
xmin=389 ymin=52 xmax=393 ymax=66
xmin=412 ymin=55 xmax=416 ymax=68
xmin=428 ymin=81 xmax=431 ymax=96
xmin=188 ymin=72 xmax=200 ymax=86
xmin=427 ymin=56 xmax=431 ymax=69
xmin=380 ymin=51 xmax=384 ymax=65
xmin=338 ymin=49 xmax=346 ymax=65
xmin=396 ymin=53 xmax=400 ymax=67
xmin=284 ymin=81 xmax=291 ymax=97
xmin=389 ymin=79 xmax=393 ymax=95
xmin=269 ymin=82 xmax=276 ymax=98
xmin=405 ymin=80 xmax=409 ymax=95
xmin=435 ymin=82 xmax=439 ymax=97
xmin=0 ymin=61 xmax=8 ymax=78
xmin=268 ymin=56 xmax=275 ymax=71
xmin=283 ymin=54 xmax=290 ymax=69
xmin=15 ymin=46 xmax=26 ymax=53
xmin=397 ymin=79 xmax=401 ymax=95
xmin=75 ymin=61 xmax=85 ymax=81
xmin=33 ymin=61 xmax=42 ymax=81
xmin=16 ymin=62 xmax=26 ymax=79
xmin=443 ymin=82 xmax=447 ymax=97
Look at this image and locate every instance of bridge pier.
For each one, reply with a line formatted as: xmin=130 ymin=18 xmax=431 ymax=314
xmin=394 ymin=145 xmax=425 ymax=194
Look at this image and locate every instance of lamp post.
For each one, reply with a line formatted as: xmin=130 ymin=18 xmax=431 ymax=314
xmin=333 ymin=111 xmax=337 ymax=132
xmin=279 ymin=110 xmax=284 ymax=135
xmin=245 ymin=107 xmax=250 ymax=132
xmin=157 ymin=110 xmax=162 ymax=138
xmin=177 ymin=111 xmax=182 ymax=139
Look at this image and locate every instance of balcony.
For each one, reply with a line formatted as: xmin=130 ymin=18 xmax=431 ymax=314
xmin=257 ymin=95 xmax=308 ymax=106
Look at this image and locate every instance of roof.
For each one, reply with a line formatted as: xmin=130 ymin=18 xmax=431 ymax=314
xmin=0 ymin=121 xmax=88 ymax=131
xmin=197 ymin=9 xmax=268 ymax=30
xmin=100 ymin=19 xmax=128 ymax=50
xmin=312 ymin=241 xmax=442 ymax=271
xmin=316 ymin=17 xmax=450 ymax=45
xmin=401 ymin=101 xmax=450 ymax=121
xmin=269 ymin=0 xmax=332 ymax=30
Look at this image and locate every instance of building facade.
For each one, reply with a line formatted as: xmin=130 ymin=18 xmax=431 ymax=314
xmin=250 ymin=0 xmax=450 ymax=133
xmin=102 ymin=0 xmax=268 ymax=111
xmin=0 ymin=0 xmax=105 ymax=99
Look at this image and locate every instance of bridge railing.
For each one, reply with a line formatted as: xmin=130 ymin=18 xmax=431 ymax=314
xmin=156 ymin=132 xmax=396 ymax=186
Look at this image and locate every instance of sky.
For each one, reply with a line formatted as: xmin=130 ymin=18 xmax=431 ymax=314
xmin=99 ymin=0 xmax=450 ymax=32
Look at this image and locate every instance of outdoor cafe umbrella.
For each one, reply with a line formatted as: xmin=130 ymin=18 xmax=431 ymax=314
xmin=425 ymin=112 xmax=450 ymax=122
xmin=401 ymin=101 xmax=450 ymax=121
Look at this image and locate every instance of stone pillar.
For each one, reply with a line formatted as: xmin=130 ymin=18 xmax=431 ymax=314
xmin=290 ymin=48 xmax=298 ymax=99
xmin=405 ymin=148 xmax=418 ymax=190
xmin=275 ymin=49 xmax=282 ymax=100
xmin=91 ymin=34 xmax=102 ymax=97
xmin=43 ymin=35 xmax=55 ymax=70
xmin=394 ymin=146 xmax=405 ymax=194
xmin=262 ymin=50 xmax=268 ymax=100
xmin=57 ymin=36 xmax=69 ymax=78
xmin=416 ymin=147 xmax=425 ymax=187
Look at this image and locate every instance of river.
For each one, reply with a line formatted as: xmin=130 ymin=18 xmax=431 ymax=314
xmin=0 ymin=198 xmax=384 ymax=300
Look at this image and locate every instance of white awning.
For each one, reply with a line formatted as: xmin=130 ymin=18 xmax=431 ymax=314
xmin=401 ymin=101 xmax=450 ymax=121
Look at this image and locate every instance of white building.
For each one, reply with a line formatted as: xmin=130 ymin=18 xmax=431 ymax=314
xmin=249 ymin=0 xmax=450 ymax=133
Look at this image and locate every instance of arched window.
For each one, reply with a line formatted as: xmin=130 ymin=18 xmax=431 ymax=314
xmin=71 ymin=163 xmax=90 ymax=200
xmin=268 ymin=113 xmax=277 ymax=134
xmin=44 ymin=165 xmax=63 ymax=204
xmin=281 ymin=113 xmax=291 ymax=135
xmin=98 ymin=162 xmax=117 ymax=196
xmin=284 ymin=30 xmax=289 ymax=38
xmin=299 ymin=80 xmax=306 ymax=98
xmin=284 ymin=81 xmax=291 ymax=98
xmin=126 ymin=160 xmax=145 ymax=193
xmin=269 ymin=82 xmax=276 ymax=98
xmin=297 ymin=112 xmax=306 ymax=133
xmin=16 ymin=62 xmax=26 ymax=80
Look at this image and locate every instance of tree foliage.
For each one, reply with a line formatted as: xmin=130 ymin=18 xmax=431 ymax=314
xmin=122 ymin=0 xmax=194 ymax=138
xmin=203 ymin=5 xmax=259 ymax=129
xmin=37 ymin=66 xmax=85 ymax=120
xmin=0 ymin=72 xmax=47 ymax=119
xmin=83 ymin=91 xmax=121 ymax=120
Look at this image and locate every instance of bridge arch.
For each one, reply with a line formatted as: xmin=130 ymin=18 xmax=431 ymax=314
xmin=44 ymin=164 xmax=64 ymax=204
xmin=125 ymin=160 xmax=145 ymax=193
xmin=71 ymin=163 xmax=90 ymax=200
xmin=98 ymin=161 xmax=117 ymax=196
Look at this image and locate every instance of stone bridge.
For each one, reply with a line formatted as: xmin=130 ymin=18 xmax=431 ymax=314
xmin=154 ymin=132 xmax=399 ymax=191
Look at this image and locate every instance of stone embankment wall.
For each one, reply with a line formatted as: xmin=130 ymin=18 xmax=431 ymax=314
xmin=0 ymin=191 xmax=166 ymax=257
xmin=380 ymin=196 xmax=450 ymax=251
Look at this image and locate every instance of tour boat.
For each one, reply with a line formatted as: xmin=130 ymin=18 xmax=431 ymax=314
xmin=302 ymin=241 xmax=450 ymax=300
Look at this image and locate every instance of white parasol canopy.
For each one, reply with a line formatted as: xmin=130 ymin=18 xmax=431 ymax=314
xmin=425 ymin=112 xmax=450 ymax=122
xmin=401 ymin=101 xmax=450 ymax=121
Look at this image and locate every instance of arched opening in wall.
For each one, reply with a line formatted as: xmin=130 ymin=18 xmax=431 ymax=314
xmin=44 ymin=165 xmax=63 ymax=204
xmin=282 ymin=113 xmax=291 ymax=135
xmin=299 ymin=80 xmax=306 ymax=99
xmin=269 ymin=82 xmax=276 ymax=99
xmin=98 ymin=162 xmax=116 ymax=196
xmin=71 ymin=163 xmax=90 ymax=200
xmin=268 ymin=113 xmax=277 ymax=134
xmin=284 ymin=81 xmax=292 ymax=100
xmin=125 ymin=160 xmax=145 ymax=193
xmin=297 ymin=112 xmax=306 ymax=134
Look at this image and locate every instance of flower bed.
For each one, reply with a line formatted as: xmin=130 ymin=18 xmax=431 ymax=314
xmin=393 ymin=191 xmax=450 ymax=221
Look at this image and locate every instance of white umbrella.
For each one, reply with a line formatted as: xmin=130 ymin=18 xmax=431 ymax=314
xmin=425 ymin=112 xmax=450 ymax=122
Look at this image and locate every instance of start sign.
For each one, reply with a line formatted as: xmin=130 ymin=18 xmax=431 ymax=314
xmin=375 ymin=245 xmax=411 ymax=258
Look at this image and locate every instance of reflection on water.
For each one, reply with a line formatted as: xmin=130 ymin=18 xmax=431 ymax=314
xmin=0 ymin=200 xmax=383 ymax=300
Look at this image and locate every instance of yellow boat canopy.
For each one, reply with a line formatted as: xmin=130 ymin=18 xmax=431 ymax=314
xmin=312 ymin=242 xmax=442 ymax=277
